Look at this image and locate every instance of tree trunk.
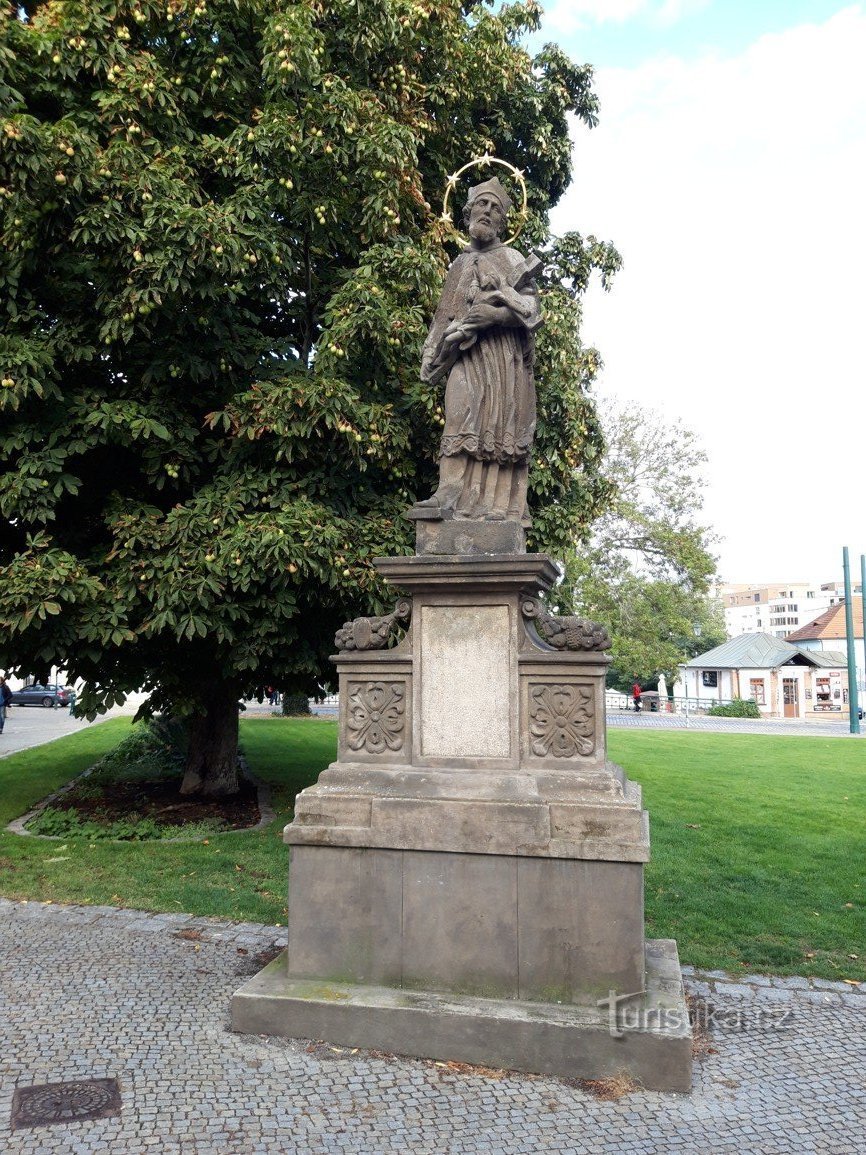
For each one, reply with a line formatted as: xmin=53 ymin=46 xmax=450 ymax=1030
xmin=180 ymin=685 xmax=240 ymax=798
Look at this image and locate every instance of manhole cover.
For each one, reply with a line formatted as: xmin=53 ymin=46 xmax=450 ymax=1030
xmin=11 ymin=1078 xmax=122 ymax=1129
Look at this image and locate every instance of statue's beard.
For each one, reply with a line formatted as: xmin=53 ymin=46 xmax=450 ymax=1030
xmin=468 ymin=219 xmax=499 ymax=245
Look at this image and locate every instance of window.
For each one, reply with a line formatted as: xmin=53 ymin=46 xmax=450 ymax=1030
xmin=753 ymin=594 xmax=760 ymax=602
xmin=749 ymin=679 xmax=766 ymax=705
xmin=702 ymin=671 xmax=718 ymax=688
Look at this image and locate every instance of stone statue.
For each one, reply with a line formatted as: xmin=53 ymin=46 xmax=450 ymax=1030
xmin=409 ymin=176 xmax=542 ymax=526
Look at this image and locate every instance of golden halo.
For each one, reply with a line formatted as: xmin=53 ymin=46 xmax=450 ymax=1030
xmin=440 ymin=153 xmax=529 ymax=246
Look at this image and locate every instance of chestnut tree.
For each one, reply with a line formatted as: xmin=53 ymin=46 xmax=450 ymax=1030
xmin=0 ymin=0 xmax=617 ymax=795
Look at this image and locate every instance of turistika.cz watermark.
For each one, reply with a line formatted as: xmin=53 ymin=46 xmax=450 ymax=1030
xmin=597 ymin=990 xmax=795 ymax=1038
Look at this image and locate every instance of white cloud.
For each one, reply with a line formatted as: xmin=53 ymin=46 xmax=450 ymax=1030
xmin=654 ymin=0 xmax=710 ymax=27
xmin=543 ymin=0 xmax=650 ymax=36
xmin=541 ymin=0 xmax=707 ymax=35
xmin=552 ymin=7 xmax=866 ymax=581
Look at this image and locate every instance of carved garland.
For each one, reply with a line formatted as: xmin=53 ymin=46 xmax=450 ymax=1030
xmin=335 ymin=597 xmax=412 ymax=652
xmin=521 ymin=597 xmax=612 ymax=652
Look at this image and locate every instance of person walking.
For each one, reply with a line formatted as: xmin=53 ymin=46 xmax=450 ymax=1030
xmin=632 ymin=681 xmax=642 ymax=713
xmin=0 ymin=676 xmax=12 ymax=734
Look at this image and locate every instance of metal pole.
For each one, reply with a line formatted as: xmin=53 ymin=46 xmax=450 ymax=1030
xmin=860 ymin=553 xmax=866 ymax=724
xmin=843 ymin=547 xmax=860 ymax=734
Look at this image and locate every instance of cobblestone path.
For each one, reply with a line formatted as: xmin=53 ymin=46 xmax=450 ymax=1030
xmin=2 ymin=898 xmax=864 ymax=1154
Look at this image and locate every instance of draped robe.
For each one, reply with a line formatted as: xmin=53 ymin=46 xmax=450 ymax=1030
xmin=420 ymin=241 xmax=542 ymax=520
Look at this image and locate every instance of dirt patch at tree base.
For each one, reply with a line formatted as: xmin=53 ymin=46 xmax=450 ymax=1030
xmin=41 ymin=775 xmax=260 ymax=834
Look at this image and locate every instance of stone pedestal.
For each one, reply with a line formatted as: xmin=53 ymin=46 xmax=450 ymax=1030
xmin=232 ymin=551 xmax=692 ymax=1091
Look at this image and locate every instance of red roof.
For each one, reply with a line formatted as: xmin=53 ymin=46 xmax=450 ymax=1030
xmin=785 ymin=601 xmax=864 ymax=642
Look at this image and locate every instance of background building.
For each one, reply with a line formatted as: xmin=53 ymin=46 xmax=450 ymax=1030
xmin=721 ymin=581 xmax=862 ymax=639
xmin=677 ymin=633 xmax=848 ymax=718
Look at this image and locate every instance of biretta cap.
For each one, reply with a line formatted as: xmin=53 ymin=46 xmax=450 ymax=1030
xmin=466 ymin=175 xmax=512 ymax=214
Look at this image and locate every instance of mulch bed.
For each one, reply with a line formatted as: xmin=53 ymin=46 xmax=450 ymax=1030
xmin=50 ymin=775 xmax=260 ymax=832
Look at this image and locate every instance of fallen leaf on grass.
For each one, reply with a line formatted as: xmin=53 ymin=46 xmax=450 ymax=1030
xmin=685 ymin=824 xmax=701 ymax=829
xmin=43 ymin=856 xmax=70 ymax=864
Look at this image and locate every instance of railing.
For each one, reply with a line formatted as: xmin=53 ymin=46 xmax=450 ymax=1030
xmin=311 ymin=694 xmax=339 ymax=711
xmin=605 ymin=692 xmax=743 ymax=715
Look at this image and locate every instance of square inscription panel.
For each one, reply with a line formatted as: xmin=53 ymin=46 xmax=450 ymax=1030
xmin=419 ymin=604 xmax=512 ymax=759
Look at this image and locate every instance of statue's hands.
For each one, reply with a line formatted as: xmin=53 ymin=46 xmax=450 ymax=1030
xmin=461 ymin=301 xmax=509 ymax=328
xmin=443 ymin=321 xmax=470 ymax=346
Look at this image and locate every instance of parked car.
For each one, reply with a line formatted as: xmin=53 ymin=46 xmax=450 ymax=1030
xmin=9 ymin=683 xmax=70 ymax=708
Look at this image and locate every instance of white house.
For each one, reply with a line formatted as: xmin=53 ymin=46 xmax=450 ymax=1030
xmin=678 ymin=633 xmax=848 ymax=719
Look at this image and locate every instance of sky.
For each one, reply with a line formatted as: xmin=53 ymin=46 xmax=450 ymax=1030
xmin=536 ymin=1 xmax=866 ymax=584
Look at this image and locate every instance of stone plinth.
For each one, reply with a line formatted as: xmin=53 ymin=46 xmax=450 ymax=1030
xmin=233 ymin=940 xmax=692 ymax=1093
xmin=232 ymin=552 xmax=691 ymax=1091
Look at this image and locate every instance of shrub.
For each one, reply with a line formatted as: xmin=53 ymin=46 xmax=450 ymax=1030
xmin=707 ymin=698 xmax=761 ymax=719
xmin=281 ymin=694 xmax=311 ymax=717
xmin=86 ymin=718 xmax=184 ymax=786
xmin=28 ymin=806 xmax=169 ymax=841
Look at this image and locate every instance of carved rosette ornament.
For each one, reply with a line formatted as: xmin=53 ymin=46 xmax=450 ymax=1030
xmin=521 ymin=598 xmax=612 ymax=651
xmin=335 ymin=598 xmax=411 ymax=652
xmin=529 ymin=684 xmax=595 ymax=759
xmin=346 ymin=681 xmax=406 ymax=755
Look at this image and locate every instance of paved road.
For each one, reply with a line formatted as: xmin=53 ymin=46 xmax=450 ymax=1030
xmin=6 ymin=701 xmax=856 ymax=762
xmin=0 ymin=701 xmax=143 ymax=759
xmin=606 ymin=711 xmax=861 ymax=738
xmin=1 ymin=898 xmax=863 ymax=1154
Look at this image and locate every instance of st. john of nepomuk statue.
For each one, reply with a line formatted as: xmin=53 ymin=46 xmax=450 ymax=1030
xmin=410 ymin=175 xmax=542 ymax=527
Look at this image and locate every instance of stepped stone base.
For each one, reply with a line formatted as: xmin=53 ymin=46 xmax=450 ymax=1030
xmin=231 ymin=939 xmax=692 ymax=1093
xmin=232 ymin=551 xmax=691 ymax=1090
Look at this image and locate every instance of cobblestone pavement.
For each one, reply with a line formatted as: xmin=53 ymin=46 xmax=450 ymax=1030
xmin=2 ymin=900 xmax=864 ymax=1154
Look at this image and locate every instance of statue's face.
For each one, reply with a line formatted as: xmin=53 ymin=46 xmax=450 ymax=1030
xmin=467 ymin=193 xmax=506 ymax=244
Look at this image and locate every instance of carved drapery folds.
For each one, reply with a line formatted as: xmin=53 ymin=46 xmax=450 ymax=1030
xmin=529 ymin=683 xmax=595 ymax=758
xmin=346 ymin=681 xmax=406 ymax=755
xmin=335 ymin=598 xmax=412 ymax=652
xmin=522 ymin=598 xmax=611 ymax=652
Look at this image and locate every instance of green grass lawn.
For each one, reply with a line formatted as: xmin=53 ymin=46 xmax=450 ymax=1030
xmin=0 ymin=717 xmax=337 ymax=926
xmin=1 ymin=719 xmax=864 ymax=980
xmin=607 ymin=729 xmax=866 ymax=981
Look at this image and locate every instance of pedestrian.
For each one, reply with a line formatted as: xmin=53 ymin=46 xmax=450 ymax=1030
xmin=0 ymin=675 xmax=12 ymax=734
xmin=632 ymin=681 xmax=642 ymax=712
xmin=67 ymin=686 xmax=77 ymax=716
